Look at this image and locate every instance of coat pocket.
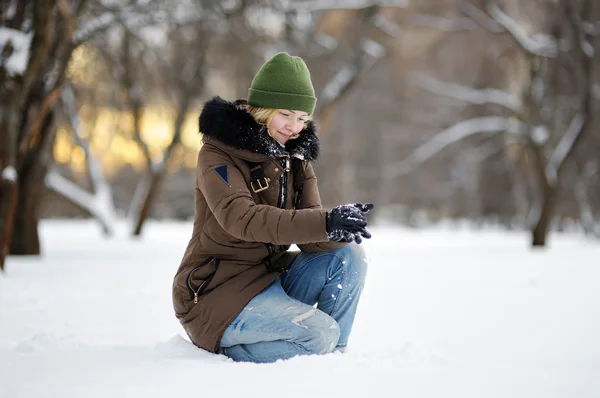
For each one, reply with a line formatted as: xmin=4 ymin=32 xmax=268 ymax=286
xmin=186 ymin=257 xmax=220 ymax=304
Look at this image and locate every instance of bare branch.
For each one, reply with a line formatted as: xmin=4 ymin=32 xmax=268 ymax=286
xmin=53 ymin=84 xmax=117 ymax=235
xmin=313 ymin=33 xmax=340 ymax=50
xmin=593 ymin=84 xmax=600 ymax=101
xmin=572 ymin=4 xmax=596 ymax=57
xmin=74 ymin=5 xmax=170 ymax=46
xmin=406 ymin=13 xmax=478 ymax=32
xmin=361 ymin=37 xmax=386 ymax=58
xmin=372 ymin=13 xmax=402 ymax=37
xmin=45 ymin=170 xmax=115 ymax=235
xmin=545 ymin=111 xmax=585 ymax=185
xmin=284 ymin=0 xmax=409 ymax=12
xmin=321 ymin=65 xmax=359 ymax=104
xmin=384 ymin=116 xmax=521 ymax=178
xmin=413 ymin=73 xmax=518 ymax=110
xmin=459 ymin=1 xmax=504 ymax=33
xmin=484 ymin=1 xmax=558 ymax=57
xmin=467 ymin=139 xmax=507 ymax=163
xmin=574 ymin=178 xmax=600 ymax=238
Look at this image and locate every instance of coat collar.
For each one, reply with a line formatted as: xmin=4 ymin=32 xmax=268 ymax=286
xmin=198 ymin=96 xmax=320 ymax=162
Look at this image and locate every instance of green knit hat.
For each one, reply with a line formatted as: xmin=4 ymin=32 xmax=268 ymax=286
xmin=247 ymin=52 xmax=317 ymax=115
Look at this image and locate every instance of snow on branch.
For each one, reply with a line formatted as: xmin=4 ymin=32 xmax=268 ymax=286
xmin=0 ymin=27 xmax=33 ymax=76
xmin=545 ymin=111 xmax=584 ymax=185
xmin=372 ymin=13 xmax=402 ymax=37
xmin=74 ymin=5 xmax=169 ymax=46
xmin=321 ymin=65 xmax=358 ymax=103
xmin=581 ymin=21 xmax=600 ymax=36
xmin=467 ymin=139 xmax=507 ymax=163
xmin=361 ymin=38 xmax=386 ymax=58
xmin=1 ymin=166 xmax=18 ymax=183
xmin=593 ymin=84 xmax=600 ymax=101
xmin=45 ymin=170 xmax=115 ymax=235
xmin=581 ymin=40 xmax=595 ymax=58
xmin=385 ymin=116 xmax=520 ymax=178
xmin=284 ymin=0 xmax=409 ymax=12
xmin=314 ymin=33 xmax=339 ymax=50
xmin=406 ymin=13 xmax=478 ymax=32
xmin=413 ymin=73 xmax=518 ymax=110
xmin=47 ymin=85 xmax=117 ymax=235
xmin=74 ymin=11 xmax=119 ymax=44
xmin=485 ymin=2 xmax=558 ymax=58
xmin=459 ymin=2 xmax=504 ymax=33
xmin=575 ymin=178 xmax=600 ymax=238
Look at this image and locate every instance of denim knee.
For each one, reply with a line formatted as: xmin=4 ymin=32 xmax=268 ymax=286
xmin=301 ymin=312 xmax=341 ymax=354
xmin=336 ymin=244 xmax=368 ymax=285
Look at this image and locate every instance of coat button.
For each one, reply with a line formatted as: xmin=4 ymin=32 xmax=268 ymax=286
xmin=274 ymin=168 xmax=279 ymax=172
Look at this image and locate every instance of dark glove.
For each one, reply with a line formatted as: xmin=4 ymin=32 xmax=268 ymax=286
xmin=350 ymin=203 xmax=374 ymax=214
xmin=337 ymin=227 xmax=373 ymax=244
xmin=326 ymin=203 xmax=374 ymax=243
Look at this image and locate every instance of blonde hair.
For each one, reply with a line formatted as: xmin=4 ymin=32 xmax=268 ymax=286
xmin=240 ymin=104 xmax=311 ymax=141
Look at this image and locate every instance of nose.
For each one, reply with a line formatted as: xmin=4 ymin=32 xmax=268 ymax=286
xmin=286 ymin=119 xmax=302 ymax=133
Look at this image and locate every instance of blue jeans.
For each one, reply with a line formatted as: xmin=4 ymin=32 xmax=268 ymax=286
xmin=219 ymin=244 xmax=368 ymax=363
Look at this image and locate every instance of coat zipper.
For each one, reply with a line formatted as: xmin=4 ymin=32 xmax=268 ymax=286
xmin=276 ymin=156 xmax=290 ymax=209
xmin=186 ymin=258 xmax=218 ymax=304
xmin=269 ymin=156 xmax=290 ymax=261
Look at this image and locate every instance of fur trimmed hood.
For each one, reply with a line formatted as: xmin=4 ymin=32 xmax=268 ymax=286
xmin=198 ymin=97 xmax=320 ymax=162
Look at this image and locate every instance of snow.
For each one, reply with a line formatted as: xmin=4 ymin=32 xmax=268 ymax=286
xmin=384 ymin=116 xmax=521 ymax=179
xmin=0 ymin=27 xmax=33 ymax=76
xmin=485 ymin=3 xmax=557 ymax=58
xmin=313 ymin=33 xmax=339 ymax=50
xmin=6 ymin=0 xmax=17 ymax=19
xmin=1 ymin=220 xmax=600 ymax=398
xmin=361 ymin=38 xmax=386 ymax=59
xmin=1 ymin=166 xmax=18 ymax=182
xmin=413 ymin=73 xmax=518 ymax=110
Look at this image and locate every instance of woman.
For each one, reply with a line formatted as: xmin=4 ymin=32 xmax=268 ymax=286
xmin=172 ymin=52 xmax=373 ymax=363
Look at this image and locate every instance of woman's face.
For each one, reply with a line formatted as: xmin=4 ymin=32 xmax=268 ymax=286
xmin=267 ymin=109 xmax=309 ymax=145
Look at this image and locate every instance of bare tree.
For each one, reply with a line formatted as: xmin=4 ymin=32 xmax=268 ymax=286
xmin=380 ymin=0 xmax=598 ymax=246
xmin=45 ymin=84 xmax=117 ymax=236
xmin=0 ymin=0 xmax=170 ymax=269
xmin=0 ymin=0 xmax=76 ymax=269
xmin=129 ymin=25 xmax=210 ymax=236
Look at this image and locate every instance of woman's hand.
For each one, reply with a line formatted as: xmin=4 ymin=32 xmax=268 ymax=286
xmin=326 ymin=203 xmax=374 ymax=243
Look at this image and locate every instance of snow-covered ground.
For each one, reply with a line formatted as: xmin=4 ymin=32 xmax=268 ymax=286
xmin=1 ymin=220 xmax=599 ymax=398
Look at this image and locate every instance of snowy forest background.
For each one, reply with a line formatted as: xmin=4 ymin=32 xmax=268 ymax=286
xmin=2 ymin=0 xmax=600 ymax=269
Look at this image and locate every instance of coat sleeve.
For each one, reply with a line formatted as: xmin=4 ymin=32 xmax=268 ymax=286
xmin=295 ymin=162 xmax=347 ymax=253
xmin=198 ymin=146 xmax=330 ymax=245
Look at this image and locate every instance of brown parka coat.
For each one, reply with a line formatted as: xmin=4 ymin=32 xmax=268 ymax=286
xmin=171 ymin=97 xmax=345 ymax=353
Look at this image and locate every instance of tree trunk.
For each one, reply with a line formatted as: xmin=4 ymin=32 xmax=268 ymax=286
xmin=132 ymin=171 xmax=165 ymax=236
xmin=9 ymin=186 xmax=42 ymax=255
xmin=531 ymin=183 xmax=556 ymax=247
xmin=528 ymin=135 xmax=556 ymax=248
xmin=0 ymin=179 xmax=18 ymax=269
xmin=10 ymin=111 xmax=57 ymax=255
xmin=131 ymin=93 xmax=189 ymax=237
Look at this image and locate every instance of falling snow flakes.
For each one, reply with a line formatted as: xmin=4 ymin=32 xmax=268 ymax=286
xmin=1 ymin=166 xmax=17 ymax=182
xmin=0 ymin=27 xmax=33 ymax=76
